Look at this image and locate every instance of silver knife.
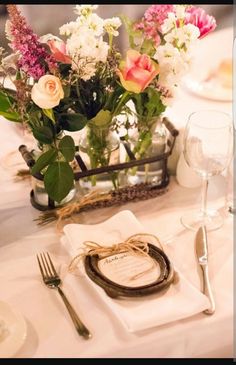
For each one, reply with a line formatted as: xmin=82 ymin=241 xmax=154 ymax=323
xmin=195 ymin=225 xmax=215 ymax=315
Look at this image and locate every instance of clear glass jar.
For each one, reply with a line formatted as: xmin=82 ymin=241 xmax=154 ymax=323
xmin=78 ymin=124 xmax=120 ymax=193
xmin=31 ymin=176 xmax=76 ymax=208
xmin=127 ymin=116 xmax=167 ymax=185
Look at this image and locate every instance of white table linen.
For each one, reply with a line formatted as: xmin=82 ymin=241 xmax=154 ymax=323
xmin=0 ymin=27 xmax=233 ymax=358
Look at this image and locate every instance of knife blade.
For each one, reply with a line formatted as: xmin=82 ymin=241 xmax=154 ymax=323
xmin=195 ymin=225 xmax=215 ymax=315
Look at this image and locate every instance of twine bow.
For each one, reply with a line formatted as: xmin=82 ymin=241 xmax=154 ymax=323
xmin=68 ymin=233 xmax=163 ymax=280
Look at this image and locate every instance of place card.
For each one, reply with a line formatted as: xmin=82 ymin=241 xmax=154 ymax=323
xmin=84 ymin=243 xmax=175 ymax=298
xmin=98 ymin=252 xmax=160 ymax=288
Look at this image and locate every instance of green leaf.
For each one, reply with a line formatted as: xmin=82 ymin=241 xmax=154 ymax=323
xmin=32 ymin=126 xmax=54 ymax=144
xmin=140 ymin=38 xmax=156 ymax=57
xmin=44 ymin=161 xmax=74 ymax=202
xmin=0 ymin=91 xmax=20 ymax=122
xmin=58 ymin=135 xmax=75 ymax=162
xmin=42 ymin=109 xmax=55 ymax=123
xmin=146 ymin=88 xmax=166 ymax=118
xmin=0 ymin=110 xmax=21 ymax=122
xmin=31 ymin=148 xmax=57 ymax=175
xmin=60 ymin=113 xmax=87 ymax=131
xmin=90 ymin=109 xmax=112 ymax=127
xmin=0 ymin=90 xmax=13 ymax=111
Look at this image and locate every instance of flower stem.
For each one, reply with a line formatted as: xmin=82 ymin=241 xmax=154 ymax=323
xmin=113 ymin=90 xmax=130 ymax=117
xmin=108 ymin=34 xmax=113 ymax=53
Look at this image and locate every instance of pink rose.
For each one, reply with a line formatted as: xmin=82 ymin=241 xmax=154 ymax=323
xmin=40 ymin=34 xmax=71 ymax=64
xmin=117 ymin=50 xmax=159 ymax=93
xmin=185 ymin=6 xmax=216 ymax=39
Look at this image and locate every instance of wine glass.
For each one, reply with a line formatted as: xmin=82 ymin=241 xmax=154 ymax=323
xmin=180 ymin=110 xmax=233 ymax=231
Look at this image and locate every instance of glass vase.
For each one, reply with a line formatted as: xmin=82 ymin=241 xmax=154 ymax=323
xmin=31 ymin=176 xmax=76 ymax=208
xmin=78 ymin=123 xmax=120 ymax=194
xmin=127 ymin=115 xmax=167 ymax=185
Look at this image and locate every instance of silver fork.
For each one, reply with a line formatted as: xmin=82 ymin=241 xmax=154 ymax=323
xmin=37 ymin=252 xmax=92 ymax=340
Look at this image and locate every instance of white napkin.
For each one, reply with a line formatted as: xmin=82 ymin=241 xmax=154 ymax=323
xmin=62 ymin=210 xmax=210 ymax=332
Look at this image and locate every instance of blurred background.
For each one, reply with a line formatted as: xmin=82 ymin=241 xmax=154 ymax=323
xmin=0 ymin=4 xmax=233 ymax=52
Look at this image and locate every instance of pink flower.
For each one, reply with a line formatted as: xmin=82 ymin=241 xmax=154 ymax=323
xmin=185 ymin=6 xmax=216 ymax=39
xmin=40 ymin=34 xmax=71 ymax=64
xmin=47 ymin=39 xmax=71 ymax=64
xmin=117 ymin=50 xmax=159 ymax=93
xmin=134 ymin=5 xmax=174 ymax=45
xmin=144 ymin=5 xmax=174 ymax=25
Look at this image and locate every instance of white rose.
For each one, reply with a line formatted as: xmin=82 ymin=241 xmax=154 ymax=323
xmin=31 ymin=75 xmax=64 ymax=109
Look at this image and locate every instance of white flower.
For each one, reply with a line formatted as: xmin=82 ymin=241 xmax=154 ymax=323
xmin=59 ymin=21 xmax=80 ymax=37
xmin=74 ymin=5 xmax=98 ymax=17
xmin=164 ymin=24 xmax=200 ymax=50
xmin=67 ymin=29 xmax=109 ymax=64
xmin=174 ymin=5 xmax=187 ymax=19
xmin=39 ymin=33 xmax=62 ymax=44
xmin=60 ymin=11 xmax=104 ymax=38
xmin=103 ymin=17 xmax=122 ymax=36
xmin=31 ymin=75 xmax=64 ymax=109
xmin=2 ymin=52 xmax=20 ymax=69
xmin=154 ymin=43 xmax=189 ymax=89
xmin=183 ymin=23 xmax=200 ymax=41
xmin=84 ymin=13 xmax=104 ymax=37
xmin=161 ymin=13 xmax=176 ymax=34
xmin=71 ymin=57 xmax=97 ymax=81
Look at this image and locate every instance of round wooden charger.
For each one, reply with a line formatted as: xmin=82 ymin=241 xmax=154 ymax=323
xmin=84 ymin=244 xmax=175 ymax=298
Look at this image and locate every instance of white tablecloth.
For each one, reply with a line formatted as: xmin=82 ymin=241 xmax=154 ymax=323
xmin=0 ymin=27 xmax=233 ymax=358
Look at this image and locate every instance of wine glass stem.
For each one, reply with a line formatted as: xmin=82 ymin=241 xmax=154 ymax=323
xmin=201 ymin=177 xmax=209 ymax=217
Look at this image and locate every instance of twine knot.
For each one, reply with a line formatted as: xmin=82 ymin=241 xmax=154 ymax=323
xmin=68 ymin=233 xmax=163 ymax=280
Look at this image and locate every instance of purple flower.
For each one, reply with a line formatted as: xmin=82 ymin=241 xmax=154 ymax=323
xmin=6 ymin=5 xmax=57 ymax=79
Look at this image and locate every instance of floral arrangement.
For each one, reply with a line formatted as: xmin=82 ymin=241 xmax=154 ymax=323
xmin=119 ymin=4 xmax=216 ymax=158
xmin=0 ymin=4 xmax=216 ymax=205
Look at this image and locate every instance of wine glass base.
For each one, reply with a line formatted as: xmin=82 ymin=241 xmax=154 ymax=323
xmin=180 ymin=209 xmax=224 ymax=232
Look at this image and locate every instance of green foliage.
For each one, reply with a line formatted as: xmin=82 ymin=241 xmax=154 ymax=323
xmin=140 ymin=38 xmax=156 ymax=58
xmin=0 ymin=91 xmax=20 ymax=122
xmin=58 ymin=135 xmax=75 ymax=162
xmin=132 ymin=130 xmax=152 ymax=158
xmin=42 ymin=109 xmax=55 ymax=124
xmin=44 ymin=161 xmax=74 ymax=202
xmin=32 ymin=126 xmax=54 ymax=145
xmin=131 ymin=87 xmax=166 ymax=120
xmin=59 ymin=113 xmax=88 ymax=131
xmin=31 ymin=148 xmax=57 ymax=175
xmin=90 ymin=109 xmax=112 ymax=127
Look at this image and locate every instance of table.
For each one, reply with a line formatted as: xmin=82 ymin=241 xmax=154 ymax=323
xmin=0 ymin=27 xmax=233 ymax=358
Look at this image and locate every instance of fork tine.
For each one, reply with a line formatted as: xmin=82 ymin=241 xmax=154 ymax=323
xmin=40 ymin=253 xmax=50 ymax=278
xmin=46 ymin=252 xmax=58 ymax=277
xmin=37 ymin=254 xmax=46 ymax=280
xmin=42 ymin=252 xmax=53 ymax=277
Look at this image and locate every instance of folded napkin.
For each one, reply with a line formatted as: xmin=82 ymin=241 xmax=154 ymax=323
xmin=62 ymin=210 xmax=210 ymax=332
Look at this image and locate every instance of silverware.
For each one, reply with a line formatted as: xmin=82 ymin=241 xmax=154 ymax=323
xmin=37 ymin=252 xmax=92 ymax=339
xmin=195 ymin=226 xmax=215 ymax=315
